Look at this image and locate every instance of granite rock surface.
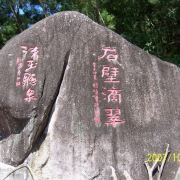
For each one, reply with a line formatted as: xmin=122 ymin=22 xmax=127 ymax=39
xmin=0 ymin=11 xmax=179 ymax=180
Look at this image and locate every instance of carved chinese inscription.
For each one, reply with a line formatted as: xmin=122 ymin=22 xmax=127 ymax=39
xmin=92 ymin=62 xmax=101 ymax=124
xmin=15 ymin=46 xmax=39 ymax=103
xmin=92 ymin=47 xmax=125 ymax=128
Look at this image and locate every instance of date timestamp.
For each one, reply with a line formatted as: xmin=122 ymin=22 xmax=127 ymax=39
xmin=145 ymin=153 xmax=180 ymax=163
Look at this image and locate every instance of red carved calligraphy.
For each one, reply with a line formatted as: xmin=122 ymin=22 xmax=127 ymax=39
xmin=105 ymin=108 xmax=125 ymax=127
xmin=107 ymin=88 xmax=121 ymax=104
xmin=92 ymin=46 xmax=125 ymax=128
xmin=25 ymin=60 xmax=38 ymax=72
xmin=92 ymin=62 xmax=101 ymax=124
xmin=15 ymin=45 xmax=39 ymax=103
xmin=102 ymin=66 xmax=120 ymax=83
xmin=24 ymin=88 xmax=37 ymax=102
xmin=16 ymin=57 xmax=23 ymax=87
xmin=30 ymin=47 xmax=39 ymax=62
xmin=98 ymin=47 xmax=118 ymax=62
xmin=22 ymin=73 xmax=37 ymax=88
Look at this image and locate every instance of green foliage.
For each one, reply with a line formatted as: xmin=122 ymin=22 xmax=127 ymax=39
xmin=101 ymin=9 xmax=116 ymax=30
xmin=100 ymin=0 xmax=180 ymax=66
xmin=0 ymin=22 xmax=17 ymax=43
xmin=0 ymin=0 xmax=179 ymax=66
xmin=148 ymin=0 xmax=160 ymax=5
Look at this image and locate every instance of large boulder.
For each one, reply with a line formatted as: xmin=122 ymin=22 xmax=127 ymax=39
xmin=0 ymin=11 xmax=179 ymax=180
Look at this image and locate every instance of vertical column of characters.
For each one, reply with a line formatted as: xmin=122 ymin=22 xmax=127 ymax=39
xmin=16 ymin=57 xmax=23 ymax=87
xmin=98 ymin=47 xmax=125 ymax=128
xmin=23 ymin=47 xmax=39 ymax=103
xmin=15 ymin=46 xmax=39 ymax=103
xmin=92 ymin=62 xmax=101 ymax=124
xmin=15 ymin=46 xmax=28 ymax=87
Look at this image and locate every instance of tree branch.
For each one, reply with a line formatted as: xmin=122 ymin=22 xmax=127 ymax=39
xmin=123 ymin=170 xmax=133 ymax=180
xmin=2 ymin=165 xmax=36 ymax=180
xmin=7 ymin=0 xmax=23 ymax=32
xmin=144 ymin=158 xmax=159 ymax=180
xmin=157 ymin=144 xmax=170 ymax=180
xmin=110 ymin=166 xmax=118 ymax=180
xmin=144 ymin=143 xmax=170 ymax=180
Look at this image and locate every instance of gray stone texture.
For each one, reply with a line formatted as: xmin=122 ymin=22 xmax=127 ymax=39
xmin=0 ymin=11 xmax=179 ymax=180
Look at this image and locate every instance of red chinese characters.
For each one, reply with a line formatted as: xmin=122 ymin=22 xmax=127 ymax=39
xmin=22 ymin=73 xmax=37 ymax=89
xmin=15 ymin=46 xmax=39 ymax=103
xmin=98 ymin=47 xmax=118 ymax=62
xmin=16 ymin=57 xmax=23 ymax=87
xmin=25 ymin=60 xmax=38 ymax=72
xmin=92 ymin=46 xmax=125 ymax=128
xmin=92 ymin=62 xmax=101 ymax=124
xmin=24 ymin=88 xmax=37 ymax=103
xmin=105 ymin=108 xmax=125 ymax=127
xmin=107 ymin=88 xmax=121 ymax=104
xmin=102 ymin=65 xmax=120 ymax=83
xmin=30 ymin=47 xmax=39 ymax=61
